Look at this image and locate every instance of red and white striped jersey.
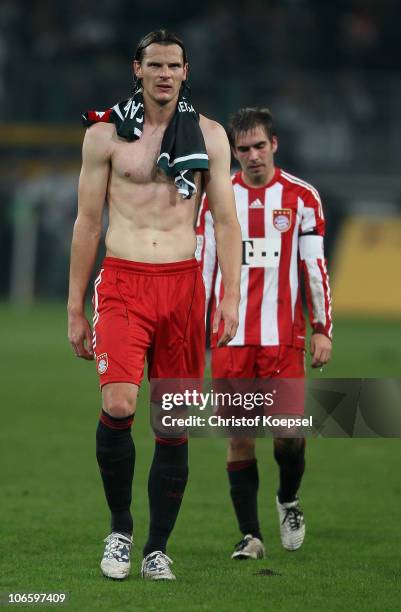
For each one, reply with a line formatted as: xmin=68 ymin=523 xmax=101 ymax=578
xmin=196 ymin=167 xmax=332 ymax=348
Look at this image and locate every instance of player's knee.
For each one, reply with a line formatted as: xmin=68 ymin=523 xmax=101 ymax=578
xmin=229 ymin=436 xmax=255 ymax=457
xmin=102 ymin=385 xmax=137 ymax=418
xmin=274 ymin=437 xmax=304 ymax=455
xmin=103 ymin=397 xmax=136 ymax=418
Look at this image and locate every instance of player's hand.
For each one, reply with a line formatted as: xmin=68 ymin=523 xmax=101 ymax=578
xmin=68 ymin=311 xmax=94 ymax=360
xmin=213 ymin=294 xmax=239 ymax=347
xmin=310 ymin=333 xmax=332 ymax=368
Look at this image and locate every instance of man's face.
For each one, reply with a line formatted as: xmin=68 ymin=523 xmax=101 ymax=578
xmin=134 ymin=43 xmax=188 ymax=105
xmin=233 ymin=125 xmax=278 ymax=184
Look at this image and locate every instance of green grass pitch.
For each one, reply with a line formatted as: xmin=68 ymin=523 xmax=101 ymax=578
xmin=1 ymin=304 xmax=401 ymax=610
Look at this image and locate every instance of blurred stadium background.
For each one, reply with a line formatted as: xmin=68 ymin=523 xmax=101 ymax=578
xmin=1 ymin=1 xmax=401 ymax=609
xmin=1 ymin=0 xmax=401 ymax=314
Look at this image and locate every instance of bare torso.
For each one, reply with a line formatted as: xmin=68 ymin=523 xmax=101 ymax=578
xmin=103 ymin=119 xmax=205 ymax=263
xmin=69 ymin=91 xmax=240 ymax=357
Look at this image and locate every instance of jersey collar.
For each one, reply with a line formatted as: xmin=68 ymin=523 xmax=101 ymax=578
xmin=236 ymin=167 xmax=280 ymax=190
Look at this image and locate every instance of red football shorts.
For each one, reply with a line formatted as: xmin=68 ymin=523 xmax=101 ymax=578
xmin=211 ymin=345 xmax=305 ymax=415
xmin=93 ymin=257 xmax=205 ymax=388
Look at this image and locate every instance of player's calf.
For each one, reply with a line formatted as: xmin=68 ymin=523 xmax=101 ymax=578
xmin=96 ymin=410 xmax=135 ymax=536
xmin=227 ymin=455 xmax=263 ymax=555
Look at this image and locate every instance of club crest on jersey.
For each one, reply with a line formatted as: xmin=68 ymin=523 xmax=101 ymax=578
xmin=97 ymin=353 xmax=108 ymax=374
xmin=273 ymin=209 xmax=292 ymax=232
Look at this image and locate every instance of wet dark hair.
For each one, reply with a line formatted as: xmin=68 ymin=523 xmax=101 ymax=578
xmin=227 ymin=107 xmax=277 ymax=148
xmin=134 ymin=29 xmax=188 ymax=64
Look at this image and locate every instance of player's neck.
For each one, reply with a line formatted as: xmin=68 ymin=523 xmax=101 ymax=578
xmin=242 ymin=164 xmax=276 ymax=188
xmin=142 ymin=91 xmax=178 ymax=127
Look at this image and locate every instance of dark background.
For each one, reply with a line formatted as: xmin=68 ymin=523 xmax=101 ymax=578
xmin=0 ymin=0 xmax=400 ymax=313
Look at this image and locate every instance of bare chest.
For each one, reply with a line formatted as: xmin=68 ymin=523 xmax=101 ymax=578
xmin=111 ymin=128 xmax=169 ymax=185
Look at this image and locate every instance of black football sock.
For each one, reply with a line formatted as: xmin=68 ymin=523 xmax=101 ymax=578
xmin=96 ymin=409 xmax=135 ymax=536
xmin=143 ymin=438 xmax=188 ymax=556
xmin=274 ymin=438 xmax=305 ymax=504
xmin=227 ymin=459 xmax=262 ymax=541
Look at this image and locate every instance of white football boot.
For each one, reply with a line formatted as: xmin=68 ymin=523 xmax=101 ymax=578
xmin=231 ymin=534 xmax=265 ymax=560
xmin=276 ymin=496 xmax=305 ymax=551
xmin=141 ymin=551 xmax=176 ymax=580
xmin=100 ymin=533 xmax=132 ymax=579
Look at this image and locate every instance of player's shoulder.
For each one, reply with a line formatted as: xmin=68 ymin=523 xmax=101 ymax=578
xmin=82 ymin=122 xmax=115 ymax=158
xmin=199 ymin=115 xmax=228 ymax=151
xmin=84 ymin=121 xmax=115 ymax=142
xmin=199 ymin=114 xmax=226 ymax=135
xmin=85 ymin=121 xmax=116 ymax=140
xmin=278 ymin=168 xmax=321 ymax=202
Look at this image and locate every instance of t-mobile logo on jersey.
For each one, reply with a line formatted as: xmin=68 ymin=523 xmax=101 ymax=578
xmin=242 ymin=238 xmax=281 ymax=268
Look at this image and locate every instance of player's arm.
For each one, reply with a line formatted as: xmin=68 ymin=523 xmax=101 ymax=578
xmin=67 ymin=124 xmax=111 ymax=360
xmin=299 ymin=190 xmax=333 ymax=368
xmin=202 ymin=120 xmax=242 ymax=346
xmin=195 ymin=195 xmax=217 ymax=310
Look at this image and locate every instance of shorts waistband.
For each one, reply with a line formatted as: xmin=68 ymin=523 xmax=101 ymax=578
xmin=102 ymin=256 xmax=200 ymax=276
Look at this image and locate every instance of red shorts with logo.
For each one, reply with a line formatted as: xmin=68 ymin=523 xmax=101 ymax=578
xmin=211 ymin=345 xmax=305 ymax=415
xmin=93 ymin=257 xmax=205 ymax=388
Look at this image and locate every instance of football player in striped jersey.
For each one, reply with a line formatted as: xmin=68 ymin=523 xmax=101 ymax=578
xmin=196 ymin=107 xmax=332 ymax=559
